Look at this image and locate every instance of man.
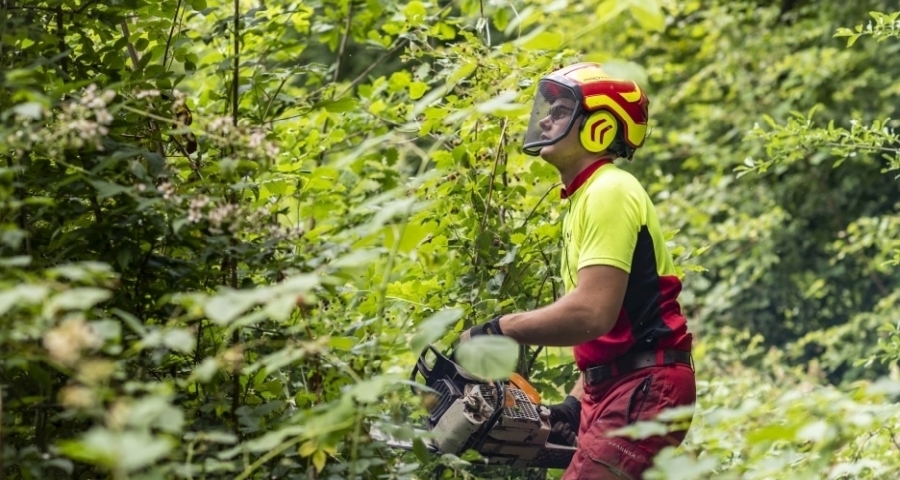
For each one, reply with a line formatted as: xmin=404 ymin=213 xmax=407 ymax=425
xmin=460 ymin=63 xmax=696 ymax=479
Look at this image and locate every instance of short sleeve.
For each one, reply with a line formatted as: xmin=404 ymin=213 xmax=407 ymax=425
xmin=575 ymin=180 xmax=644 ymax=273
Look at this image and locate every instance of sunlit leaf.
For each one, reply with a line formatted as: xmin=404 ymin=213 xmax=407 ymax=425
xmin=455 ymin=336 xmax=518 ymax=380
xmin=411 ymin=308 xmax=464 ymax=354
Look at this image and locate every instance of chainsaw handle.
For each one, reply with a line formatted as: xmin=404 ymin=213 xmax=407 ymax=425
xmin=410 ymin=344 xmax=443 ymax=384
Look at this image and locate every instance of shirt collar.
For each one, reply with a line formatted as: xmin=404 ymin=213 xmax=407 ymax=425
xmin=560 ymin=159 xmax=613 ymax=199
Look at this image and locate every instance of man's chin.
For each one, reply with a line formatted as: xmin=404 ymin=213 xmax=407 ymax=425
xmin=538 ymin=146 xmax=559 ymax=164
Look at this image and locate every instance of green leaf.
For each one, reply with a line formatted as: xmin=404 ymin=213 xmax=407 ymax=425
xmin=388 ymin=71 xmax=411 ymax=92
xmin=0 ymin=284 xmax=49 ymax=316
xmin=413 ymin=438 xmax=431 ymax=463
xmin=0 ymin=255 xmax=30 ymax=267
xmin=200 ymin=431 xmax=238 ymax=444
xmin=475 ymin=91 xmax=523 ymax=115
xmin=403 ymin=1 xmax=427 ymax=22
xmin=327 ymin=336 xmax=355 ymax=351
xmin=747 ymin=424 xmax=797 ymax=443
xmin=796 ymin=420 xmax=833 ymax=442
xmin=517 ymin=30 xmax=563 ymax=51
xmin=59 ymin=428 xmax=173 ymax=472
xmin=192 ymin=358 xmax=219 ymax=383
xmin=164 ymin=328 xmax=196 ymax=353
xmin=134 ymin=37 xmax=149 ymax=52
xmin=204 ymin=290 xmax=256 ymax=325
xmin=240 ymin=426 xmax=305 ymax=453
xmin=312 ymin=449 xmax=326 ymax=472
xmin=127 ymin=396 xmax=185 ymax=434
xmin=349 ymin=376 xmax=393 ymax=403
xmin=493 ymin=7 xmax=510 ymax=31
xmin=595 ymin=0 xmax=627 ymax=21
xmin=316 ymin=97 xmax=358 ymax=113
xmin=409 ymin=81 xmax=427 ymax=100
xmin=629 ymin=0 xmax=666 ymax=32
xmin=88 ymin=180 xmax=131 ymax=199
xmin=454 ymin=336 xmax=518 ymax=380
xmin=46 ymin=287 xmax=111 ymax=314
xmin=411 ymin=308 xmax=464 ymax=354
xmin=600 ymin=60 xmax=649 ymax=87
xmin=48 ymin=262 xmax=115 ymax=281
xmin=12 ymin=101 xmax=43 ymax=119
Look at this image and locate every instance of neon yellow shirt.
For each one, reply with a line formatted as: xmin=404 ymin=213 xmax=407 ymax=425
xmin=560 ymin=160 xmax=691 ymax=369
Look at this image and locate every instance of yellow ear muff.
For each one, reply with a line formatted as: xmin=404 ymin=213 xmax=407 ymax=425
xmin=580 ymin=110 xmax=618 ymax=153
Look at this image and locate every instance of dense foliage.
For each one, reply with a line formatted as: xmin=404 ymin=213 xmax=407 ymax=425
xmin=2 ymin=0 xmax=900 ymax=478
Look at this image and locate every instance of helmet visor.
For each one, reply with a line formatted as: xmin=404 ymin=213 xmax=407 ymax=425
xmin=522 ymin=80 xmax=580 ymax=156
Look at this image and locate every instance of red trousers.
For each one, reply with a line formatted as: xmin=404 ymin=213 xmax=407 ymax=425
xmin=562 ymin=363 xmax=696 ymax=479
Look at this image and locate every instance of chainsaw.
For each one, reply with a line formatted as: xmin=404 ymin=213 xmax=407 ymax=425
xmin=393 ymin=345 xmax=577 ymax=469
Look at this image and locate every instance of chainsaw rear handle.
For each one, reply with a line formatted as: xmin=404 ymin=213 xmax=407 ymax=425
xmin=410 ymin=344 xmax=443 ymax=385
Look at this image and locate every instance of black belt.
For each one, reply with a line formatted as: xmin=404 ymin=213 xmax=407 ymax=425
xmin=584 ymin=349 xmax=693 ymax=385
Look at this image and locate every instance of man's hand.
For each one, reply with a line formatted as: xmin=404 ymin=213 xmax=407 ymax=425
xmin=547 ymin=395 xmax=581 ymax=446
xmin=458 ymin=315 xmax=504 ymax=342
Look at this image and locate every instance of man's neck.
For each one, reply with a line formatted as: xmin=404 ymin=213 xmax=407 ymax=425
xmin=559 ymin=154 xmax=616 ymax=189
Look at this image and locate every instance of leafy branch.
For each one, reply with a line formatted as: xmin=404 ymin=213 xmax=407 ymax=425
xmin=835 ymin=11 xmax=900 ymax=46
xmin=739 ymin=106 xmax=900 ymax=176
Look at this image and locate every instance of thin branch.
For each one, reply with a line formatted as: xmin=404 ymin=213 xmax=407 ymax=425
xmin=120 ymin=105 xmax=178 ymax=125
xmin=527 ymin=346 xmax=544 ymax=373
xmin=0 ymin=380 xmax=4 ymax=476
xmin=888 ymin=427 xmax=900 ymax=453
xmin=56 ymin=5 xmax=68 ymax=74
xmin=822 ymin=142 xmax=900 ymax=154
xmin=231 ymin=0 xmax=239 ymax=127
xmin=480 ymin=119 xmax=508 ymax=232
xmin=262 ymin=72 xmax=293 ymax=124
xmin=120 ymin=21 xmax=140 ymax=69
xmin=520 ymin=183 xmax=561 ymax=229
xmin=336 ymin=38 xmax=409 ymax=99
xmin=318 ymin=2 xmax=354 ymax=166
xmin=852 ymin=430 xmax=878 ymax=462
xmin=162 ymin=0 xmax=182 ymax=71
xmin=333 ymin=1 xmax=353 ymax=83
xmin=229 ymin=0 xmax=242 ymax=440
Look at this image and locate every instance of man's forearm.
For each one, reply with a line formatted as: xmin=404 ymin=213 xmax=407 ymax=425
xmin=498 ymin=291 xmax=616 ymax=346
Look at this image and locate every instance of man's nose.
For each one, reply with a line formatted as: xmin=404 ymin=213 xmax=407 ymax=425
xmin=539 ymin=115 xmax=551 ymax=130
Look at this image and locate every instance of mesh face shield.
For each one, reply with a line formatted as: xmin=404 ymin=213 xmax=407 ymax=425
xmin=522 ymin=80 xmax=582 ymax=157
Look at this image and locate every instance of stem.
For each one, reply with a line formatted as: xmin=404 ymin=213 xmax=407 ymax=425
xmin=520 ymin=183 xmax=561 ymax=228
xmin=232 ymin=0 xmax=239 ymax=127
xmin=163 ymin=0 xmax=182 ymax=71
xmin=56 ymin=5 xmax=68 ymax=75
xmin=480 ymin=118 xmax=508 ymax=233
xmin=234 ymin=436 xmax=305 ymax=480
xmin=0 ymin=381 xmax=4 ymax=476
xmin=120 ymin=104 xmax=179 ymax=124
xmin=262 ymin=73 xmax=293 ymax=124
xmin=349 ymin=410 xmax=362 ymax=479
xmin=335 ymin=38 xmax=409 ymax=99
xmin=333 ymin=1 xmax=353 ymax=84
xmin=229 ymin=0 xmax=242 ymax=438
xmin=120 ymin=21 xmax=140 ymax=69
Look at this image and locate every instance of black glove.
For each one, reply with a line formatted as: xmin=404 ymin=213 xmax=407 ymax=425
xmin=547 ymin=395 xmax=581 ymax=446
xmin=458 ymin=315 xmax=504 ymax=342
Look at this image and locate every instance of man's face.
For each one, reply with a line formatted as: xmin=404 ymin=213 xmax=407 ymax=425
xmin=538 ymin=98 xmax=583 ymax=166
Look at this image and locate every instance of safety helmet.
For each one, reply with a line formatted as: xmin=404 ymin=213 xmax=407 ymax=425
xmin=522 ymin=63 xmax=649 ymax=159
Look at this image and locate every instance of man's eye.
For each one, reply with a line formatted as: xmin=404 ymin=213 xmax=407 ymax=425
xmin=550 ymin=106 xmax=573 ymax=120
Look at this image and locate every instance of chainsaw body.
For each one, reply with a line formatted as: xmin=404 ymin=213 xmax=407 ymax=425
xmin=412 ymin=346 xmax=576 ymax=469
